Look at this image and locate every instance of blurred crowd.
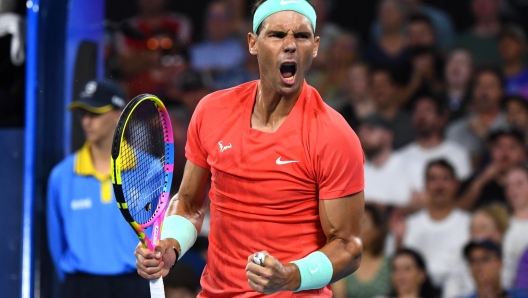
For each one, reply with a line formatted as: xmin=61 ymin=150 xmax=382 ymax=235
xmin=102 ymin=0 xmax=528 ymax=297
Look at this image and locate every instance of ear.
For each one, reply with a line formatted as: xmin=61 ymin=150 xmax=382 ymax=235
xmin=248 ymin=32 xmax=258 ymax=56
xmin=313 ymin=36 xmax=320 ymax=58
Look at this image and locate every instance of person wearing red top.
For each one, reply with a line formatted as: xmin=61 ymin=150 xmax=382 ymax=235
xmin=134 ymin=1 xmax=365 ymax=297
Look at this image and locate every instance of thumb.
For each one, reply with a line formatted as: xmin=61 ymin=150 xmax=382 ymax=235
xmin=153 ymin=242 xmax=165 ymax=259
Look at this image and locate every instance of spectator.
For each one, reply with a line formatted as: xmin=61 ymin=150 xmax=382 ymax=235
xmin=338 ymin=62 xmax=376 ymax=129
xmin=498 ymin=24 xmax=528 ymax=99
xmin=364 ymin=0 xmax=410 ymax=71
xmin=442 ymin=49 xmax=474 ymax=121
xmin=454 ymin=0 xmax=502 ymax=67
xmin=371 ymin=67 xmax=415 ymax=150
xmin=446 ymin=67 xmax=508 ymax=162
xmin=359 ymin=114 xmax=414 ymax=207
xmin=505 ymin=95 xmax=528 ymax=147
xmin=370 ymin=0 xmax=455 ymax=50
xmin=213 ymin=52 xmax=260 ymax=91
xmin=399 ymin=95 xmax=472 ymax=195
xmin=457 ymin=127 xmax=526 ymax=210
xmin=462 ymin=239 xmax=528 ymax=298
xmin=312 ymin=32 xmax=361 ymax=109
xmin=517 ymin=249 xmax=528 ymax=291
xmin=332 ymin=204 xmax=392 ymax=298
xmin=118 ymin=0 xmax=192 ymax=96
xmin=311 ymin=0 xmax=343 ymax=67
xmin=443 ymin=203 xmax=510 ymax=298
xmin=379 ymin=248 xmax=440 ymax=298
xmin=163 ymin=262 xmax=200 ymax=298
xmin=400 ymin=159 xmax=472 ymax=288
xmin=46 ymin=80 xmax=149 ymax=297
xmin=502 ymin=165 xmax=528 ymax=288
xmin=407 ymin=13 xmax=437 ymax=49
xmin=189 ymin=0 xmax=245 ymax=82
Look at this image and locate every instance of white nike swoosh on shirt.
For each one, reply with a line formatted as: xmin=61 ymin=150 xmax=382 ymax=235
xmin=276 ymin=157 xmax=299 ymax=165
xmin=280 ymin=0 xmax=303 ymax=5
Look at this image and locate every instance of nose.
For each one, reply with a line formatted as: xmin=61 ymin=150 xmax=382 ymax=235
xmin=283 ymin=33 xmax=296 ymax=54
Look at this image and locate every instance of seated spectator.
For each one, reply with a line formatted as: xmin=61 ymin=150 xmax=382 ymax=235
xmin=311 ymin=0 xmax=344 ymax=70
xmin=118 ymin=0 xmax=192 ymax=96
xmin=189 ymin=0 xmax=245 ymax=82
xmin=364 ymin=0 xmax=411 ymax=71
xmin=442 ymin=49 xmax=474 ymax=121
xmin=454 ymin=0 xmax=502 ymax=67
xmin=332 ymin=204 xmax=392 ymax=298
xmin=502 ymin=165 xmax=528 ymax=288
xmin=458 ymin=127 xmax=526 ymax=210
xmin=371 ymin=0 xmax=455 ymax=50
xmin=359 ymin=114 xmax=413 ymax=207
xmin=462 ymin=239 xmax=528 ymax=298
xmin=443 ymin=203 xmax=510 ymax=298
xmin=407 ymin=13 xmax=437 ymax=49
xmin=371 ymin=67 xmax=415 ymax=149
xmin=504 ymin=95 xmax=528 ymax=147
xmin=446 ymin=67 xmax=508 ymax=163
xmin=498 ymin=24 xmax=528 ymax=99
xmin=377 ymin=248 xmax=440 ymax=298
xmin=337 ymin=63 xmax=376 ymax=130
xmin=163 ymin=262 xmax=200 ymax=298
xmin=399 ymin=95 xmax=473 ymax=196
xmin=400 ymin=159 xmax=472 ymax=288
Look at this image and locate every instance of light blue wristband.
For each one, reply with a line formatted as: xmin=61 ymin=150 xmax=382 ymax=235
xmin=290 ymin=251 xmax=333 ymax=292
xmin=161 ymin=215 xmax=197 ymax=260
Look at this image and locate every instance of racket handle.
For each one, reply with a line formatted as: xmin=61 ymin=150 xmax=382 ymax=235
xmin=149 ymin=277 xmax=165 ymax=298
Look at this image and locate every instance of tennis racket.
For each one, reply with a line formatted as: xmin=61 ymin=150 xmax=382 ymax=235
xmin=111 ymin=94 xmax=174 ymax=298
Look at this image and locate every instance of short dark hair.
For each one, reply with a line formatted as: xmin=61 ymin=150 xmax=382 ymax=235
xmin=409 ymin=13 xmax=434 ymax=29
xmin=426 ymin=159 xmax=457 ymax=180
xmin=251 ymin=0 xmax=317 ymax=35
xmin=474 ymin=66 xmax=505 ymax=89
xmin=392 ymin=248 xmax=441 ymax=298
xmin=504 ymin=94 xmax=528 ymax=112
xmin=412 ymin=93 xmax=447 ymax=116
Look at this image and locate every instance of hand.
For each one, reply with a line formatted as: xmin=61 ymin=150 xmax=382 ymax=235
xmin=389 ymin=208 xmax=407 ymax=242
xmin=246 ymin=251 xmax=300 ymax=294
xmin=134 ymin=239 xmax=178 ymax=280
xmin=478 ymin=163 xmax=499 ymax=184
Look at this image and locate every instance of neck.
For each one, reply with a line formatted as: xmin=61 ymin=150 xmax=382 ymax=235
xmin=504 ymin=61 xmax=524 ymax=76
xmin=371 ymin=147 xmax=392 ymax=167
xmin=448 ymin=84 xmax=467 ymax=99
xmin=514 ymin=205 xmax=528 ymax=220
xmin=90 ymin=138 xmax=112 ymax=174
xmin=398 ymin=291 xmax=420 ymax=298
xmin=475 ymin=19 xmax=500 ymax=36
xmin=378 ymin=104 xmax=398 ymax=120
xmin=428 ymin=202 xmax=455 ymax=221
xmin=417 ymin=133 xmax=443 ymax=148
xmin=251 ymin=81 xmax=301 ymax=132
xmin=477 ymin=280 xmax=502 ymax=298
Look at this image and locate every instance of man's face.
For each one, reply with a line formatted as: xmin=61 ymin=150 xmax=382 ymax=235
xmin=472 ymin=0 xmax=500 ymax=21
xmin=506 ymin=100 xmax=528 ymax=129
xmin=446 ymin=51 xmax=472 ymax=87
xmin=206 ymin=2 xmax=234 ymax=42
xmin=371 ymin=71 xmax=397 ymax=109
xmin=473 ymin=72 xmax=503 ymax=112
xmin=490 ymin=135 xmax=526 ymax=172
xmin=80 ymin=109 xmax=121 ymax=144
xmin=359 ymin=125 xmax=390 ymax=158
xmin=499 ymin=36 xmax=525 ymax=63
xmin=505 ymin=168 xmax=528 ymax=212
xmin=408 ymin=21 xmax=435 ymax=48
xmin=425 ymin=165 xmax=458 ymax=207
xmin=249 ymin=11 xmax=319 ymax=96
xmin=468 ymin=247 xmax=502 ymax=287
xmin=412 ymin=98 xmax=444 ymax=136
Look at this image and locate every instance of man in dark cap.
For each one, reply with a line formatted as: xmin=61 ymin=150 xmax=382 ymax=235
xmin=458 ymin=126 xmax=527 ymax=210
xmin=47 ymin=79 xmax=150 ymax=298
xmin=463 ymin=239 xmax=528 ymax=298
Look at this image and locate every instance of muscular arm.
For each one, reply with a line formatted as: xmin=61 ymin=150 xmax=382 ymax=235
xmin=318 ymin=191 xmax=364 ymax=282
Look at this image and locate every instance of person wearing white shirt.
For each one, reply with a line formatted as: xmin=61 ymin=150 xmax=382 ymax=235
xmin=401 ymin=159 xmax=472 ymax=288
xmin=359 ymin=114 xmax=414 ymax=207
xmin=399 ymin=95 xmax=473 ymax=194
xmin=502 ymin=165 xmax=528 ymax=288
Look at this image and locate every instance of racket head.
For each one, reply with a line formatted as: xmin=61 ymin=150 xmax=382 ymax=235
xmin=110 ymin=94 xmax=174 ymax=248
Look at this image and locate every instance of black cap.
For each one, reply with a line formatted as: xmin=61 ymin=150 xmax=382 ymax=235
xmin=487 ymin=126 xmax=525 ymax=145
xmin=178 ymin=70 xmax=211 ymax=93
xmin=68 ymin=79 xmax=127 ymax=113
xmin=464 ymin=239 xmax=502 ymax=260
xmin=361 ymin=113 xmax=392 ymax=131
xmin=498 ymin=23 xmax=527 ymax=44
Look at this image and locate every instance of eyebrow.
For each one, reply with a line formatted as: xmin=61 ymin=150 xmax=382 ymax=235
xmin=267 ymin=30 xmax=313 ymax=36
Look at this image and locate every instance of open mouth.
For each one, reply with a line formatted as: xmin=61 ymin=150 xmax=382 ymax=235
xmin=280 ymin=62 xmax=297 ymax=85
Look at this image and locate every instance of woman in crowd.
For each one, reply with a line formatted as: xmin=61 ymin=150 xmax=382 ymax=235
xmin=332 ymin=204 xmax=392 ymax=298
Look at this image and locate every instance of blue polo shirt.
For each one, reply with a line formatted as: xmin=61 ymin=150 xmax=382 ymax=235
xmin=46 ymin=143 xmax=140 ymax=280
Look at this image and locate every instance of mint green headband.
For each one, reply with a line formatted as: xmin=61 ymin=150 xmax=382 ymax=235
xmin=253 ymin=0 xmax=317 ymax=34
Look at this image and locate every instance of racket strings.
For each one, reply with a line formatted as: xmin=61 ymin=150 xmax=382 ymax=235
xmin=120 ymin=101 xmax=169 ymax=225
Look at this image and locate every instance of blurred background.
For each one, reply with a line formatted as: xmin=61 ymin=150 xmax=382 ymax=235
xmin=3 ymin=0 xmax=528 ymax=297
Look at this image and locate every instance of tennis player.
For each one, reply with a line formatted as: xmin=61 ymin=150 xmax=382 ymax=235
xmin=135 ymin=0 xmax=365 ymax=297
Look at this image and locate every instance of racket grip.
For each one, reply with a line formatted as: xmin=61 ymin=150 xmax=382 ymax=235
xmin=149 ymin=277 xmax=165 ymax=298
